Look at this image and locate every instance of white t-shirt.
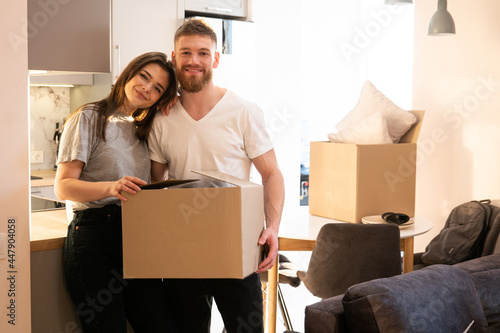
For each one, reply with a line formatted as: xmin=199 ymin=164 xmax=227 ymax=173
xmin=148 ymin=90 xmax=273 ymax=181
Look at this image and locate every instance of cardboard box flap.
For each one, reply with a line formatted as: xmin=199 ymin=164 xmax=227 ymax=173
xmin=399 ymin=110 xmax=425 ymax=144
xmin=172 ymin=176 xmax=237 ymax=189
xmin=192 ymin=170 xmax=262 ymax=188
xmin=140 ymin=179 xmax=199 ymax=190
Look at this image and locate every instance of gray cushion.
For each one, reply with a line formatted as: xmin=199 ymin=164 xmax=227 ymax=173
xmin=342 ymin=265 xmax=488 ymax=333
xmin=305 ymin=295 xmax=345 ymax=333
xmin=455 ymin=254 xmax=500 ymax=328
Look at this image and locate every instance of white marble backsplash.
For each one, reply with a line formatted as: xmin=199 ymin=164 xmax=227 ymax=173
xmin=30 ymin=86 xmax=71 ymax=171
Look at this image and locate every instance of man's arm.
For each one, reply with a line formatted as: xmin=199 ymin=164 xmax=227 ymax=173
xmin=151 ymin=160 xmax=169 ymax=183
xmin=252 ymin=148 xmax=285 ymax=273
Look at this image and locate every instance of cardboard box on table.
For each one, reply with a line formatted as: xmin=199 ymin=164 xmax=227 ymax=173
xmin=309 ymin=111 xmax=424 ymax=223
xmin=121 ymin=170 xmax=265 ymax=279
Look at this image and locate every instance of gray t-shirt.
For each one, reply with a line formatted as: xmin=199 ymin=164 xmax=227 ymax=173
xmin=58 ymin=104 xmax=150 ymax=211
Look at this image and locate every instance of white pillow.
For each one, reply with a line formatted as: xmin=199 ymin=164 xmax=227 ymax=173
xmin=336 ymin=81 xmax=416 ymax=143
xmin=328 ymin=112 xmax=392 ymax=144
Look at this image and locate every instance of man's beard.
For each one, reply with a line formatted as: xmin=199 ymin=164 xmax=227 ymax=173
xmin=176 ymin=65 xmax=213 ymax=93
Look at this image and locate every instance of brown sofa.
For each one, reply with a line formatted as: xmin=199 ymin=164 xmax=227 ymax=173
xmin=299 ymin=253 xmax=500 ymax=333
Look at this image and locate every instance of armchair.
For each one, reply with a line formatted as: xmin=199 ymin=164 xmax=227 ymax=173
xmin=297 ymin=223 xmax=402 ymax=299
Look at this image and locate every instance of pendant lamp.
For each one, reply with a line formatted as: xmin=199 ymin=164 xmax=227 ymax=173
xmin=384 ymin=0 xmax=412 ymax=4
xmin=427 ymin=0 xmax=456 ymax=35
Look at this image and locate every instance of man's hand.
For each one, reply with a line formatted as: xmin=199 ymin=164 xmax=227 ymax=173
xmin=256 ymin=228 xmax=279 ymax=273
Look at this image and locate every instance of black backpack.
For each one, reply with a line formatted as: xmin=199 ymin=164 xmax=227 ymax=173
xmin=421 ymin=200 xmax=492 ymax=265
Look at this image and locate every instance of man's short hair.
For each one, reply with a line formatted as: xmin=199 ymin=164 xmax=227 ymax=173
xmin=174 ymin=17 xmax=217 ymax=48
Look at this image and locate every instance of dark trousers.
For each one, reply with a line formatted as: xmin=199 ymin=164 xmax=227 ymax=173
xmin=164 ymin=274 xmax=264 ymax=333
xmin=63 ymin=205 xmax=177 ymax=333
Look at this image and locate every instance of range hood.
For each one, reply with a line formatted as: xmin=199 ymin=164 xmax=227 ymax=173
xmin=29 ymin=71 xmax=94 ymax=87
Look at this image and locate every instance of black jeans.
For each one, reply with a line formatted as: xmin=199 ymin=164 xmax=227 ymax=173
xmin=63 ymin=205 xmax=177 ymax=332
xmin=164 ymin=274 xmax=264 ymax=333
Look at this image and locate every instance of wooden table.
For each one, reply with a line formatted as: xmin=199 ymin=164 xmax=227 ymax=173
xmin=265 ymin=209 xmax=433 ymax=333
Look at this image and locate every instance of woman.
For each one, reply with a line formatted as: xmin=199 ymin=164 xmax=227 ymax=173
xmin=55 ymin=52 xmax=177 ymax=332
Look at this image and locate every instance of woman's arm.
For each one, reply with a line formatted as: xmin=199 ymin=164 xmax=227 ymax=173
xmin=54 ymin=160 xmax=146 ymax=202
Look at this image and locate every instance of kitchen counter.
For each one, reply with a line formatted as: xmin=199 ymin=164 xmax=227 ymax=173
xmin=31 ymin=209 xmax=69 ymax=252
xmin=31 ymin=169 xmax=57 ymax=187
xmin=30 ymin=169 xmax=67 ymax=252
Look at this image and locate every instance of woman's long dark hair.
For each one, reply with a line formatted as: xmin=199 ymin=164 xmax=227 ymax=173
xmin=66 ymin=52 xmax=177 ymax=141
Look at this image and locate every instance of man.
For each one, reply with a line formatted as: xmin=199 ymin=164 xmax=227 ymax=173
xmin=148 ymin=18 xmax=284 ymax=332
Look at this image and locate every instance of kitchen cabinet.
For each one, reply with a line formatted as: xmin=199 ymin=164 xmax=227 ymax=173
xmin=28 ymin=0 xmax=111 ymax=72
xmin=111 ymin=0 xmax=180 ymax=82
xmin=31 ymin=249 xmax=137 ymax=333
xmin=30 ymin=211 xmax=137 ymax=333
xmin=31 ymin=249 xmax=79 ymax=333
xmin=30 ymin=211 xmax=77 ymax=333
xmin=28 ymin=0 xmax=179 ymax=77
xmin=30 ymin=185 xmax=58 ymax=200
xmin=185 ymin=0 xmax=250 ymax=19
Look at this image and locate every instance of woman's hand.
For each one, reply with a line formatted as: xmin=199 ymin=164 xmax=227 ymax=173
xmin=56 ymin=161 xmax=147 ymax=203
xmin=158 ymin=94 xmax=179 ymax=116
xmin=111 ymin=176 xmax=147 ymax=201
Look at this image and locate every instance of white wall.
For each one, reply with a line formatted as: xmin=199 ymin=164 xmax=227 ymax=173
xmin=412 ymin=0 xmax=500 ymax=251
xmin=0 ymin=1 xmax=31 ymax=332
xmin=252 ymin=0 xmax=303 ymax=209
xmin=252 ymin=0 xmax=414 ymax=210
xmin=30 ymin=87 xmax=71 ymax=171
xmin=253 ymin=0 xmax=500 ymax=254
